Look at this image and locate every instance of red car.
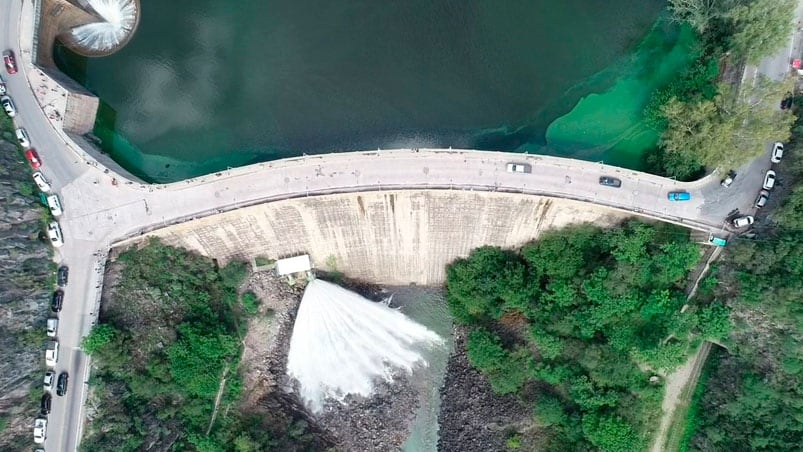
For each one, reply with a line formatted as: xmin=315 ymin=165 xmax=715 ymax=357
xmin=3 ymin=50 xmax=17 ymax=74
xmin=25 ymin=149 xmax=42 ymax=169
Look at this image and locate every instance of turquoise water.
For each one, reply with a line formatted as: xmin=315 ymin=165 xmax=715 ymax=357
xmin=53 ymin=1 xmax=694 ymax=182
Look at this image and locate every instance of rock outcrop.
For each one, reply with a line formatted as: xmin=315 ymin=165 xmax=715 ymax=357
xmin=0 ymin=133 xmax=52 ymax=448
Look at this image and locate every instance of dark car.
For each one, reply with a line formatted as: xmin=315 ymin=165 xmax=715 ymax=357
xmin=51 ymin=290 xmax=63 ymax=313
xmin=781 ymin=92 xmax=793 ymax=110
xmin=599 ymin=176 xmax=622 ymax=188
xmin=40 ymin=393 xmax=51 ymax=415
xmin=56 ymin=372 xmax=68 ymax=397
xmin=57 ymin=266 xmax=69 ymax=286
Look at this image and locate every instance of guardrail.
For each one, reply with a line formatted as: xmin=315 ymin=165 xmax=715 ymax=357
xmin=112 ymin=182 xmax=721 ymax=248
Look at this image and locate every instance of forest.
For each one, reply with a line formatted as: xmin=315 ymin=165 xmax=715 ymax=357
xmin=80 ymin=239 xmax=323 ymax=452
xmin=685 ymin=115 xmax=803 ymax=452
xmin=446 ymin=220 xmax=729 ymax=451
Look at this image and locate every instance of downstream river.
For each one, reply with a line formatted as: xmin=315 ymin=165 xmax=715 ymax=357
xmin=55 ymin=0 xmax=693 ymax=182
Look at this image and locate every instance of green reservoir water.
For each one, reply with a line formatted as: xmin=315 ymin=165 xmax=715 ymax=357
xmin=54 ymin=0 xmax=695 ymax=183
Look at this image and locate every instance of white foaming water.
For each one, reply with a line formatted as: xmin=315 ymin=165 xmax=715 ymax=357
xmin=287 ymin=279 xmax=444 ymax=413
xmin=71 ymin=0 xmax=137 ymax=52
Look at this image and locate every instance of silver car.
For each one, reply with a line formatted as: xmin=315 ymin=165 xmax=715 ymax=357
xmin=732 ymin=215 xmax=754 ymax=228
xmin=15 ymin=127 xmax=30 ymax=148
xmin=1 ymin=95 xmax=15 ymax=117
xmin=763 ymin=170 xmax=776 ymax=190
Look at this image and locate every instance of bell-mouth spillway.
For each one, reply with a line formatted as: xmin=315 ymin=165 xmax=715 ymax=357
xmin=36 ymin=0 xmax=140 ymax=65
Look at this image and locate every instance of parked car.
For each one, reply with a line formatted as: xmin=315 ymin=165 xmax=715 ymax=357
xmin=51 ymin=290 xmax=63 ymax=312
xmin=3 ymin=50 xmax=17 ymax=74
xmin=732 ymin=215 xmax=755 ymax=228
xmin=46 ymin=318 xmax=58 ymax=337
xmin=25 ymin=149 xmax=42 ymax=169
xmin=33 ymin=418 xmax=47 ymax=444
xmin=57 ymin=265 xmax=69 ymax=286
xmin=47 ymin=194 xmax=63 ymax=217
xmin=599 ymin=176 xmax=622 ymax=187
xmin=1 ymin=95 xmax=15 ymax=117
xmin=32 ymin=172 xmax=52 ymax=192
xmin=15 ymin=127 xmax=30 ymax=148
xmin=45 ymin=340 xmax=59 ymax=367
xmin=763 ymin=170 xmax=777 ymax=190
xmin=56 ymin=371 xmax=68 ymax=396
xmin=0 ymin=75 xmax=5 ymax=95
xmin=781 ymin=92 xmax=793 ymax=110
xmin=720 ymin=170 xmax=736 ymax=187
xmin=40 ymin=393 xmax=52 ymax=415
xmin=755 ymin=190 xmax=770 ymax=208
xmin=506 ymin=162 xmax=531 ymax=173
xmin=47 ymin=221 xmax=64 ymax=247
xmin=667 ymin=191 xmax=691 ymax=201
xmin=43 ymin=370 xmax=55 ymax=391
xmin=771 ymin=142 xmax=784 ymax=163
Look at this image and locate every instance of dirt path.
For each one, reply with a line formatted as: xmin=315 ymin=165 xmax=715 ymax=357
xmin=649 ymin=244 xmax=722 ymax=452
xmin=206 ymin=364 xmax=230 ymax=435
xmin=650 ymin=341 xmax=712 ymax=452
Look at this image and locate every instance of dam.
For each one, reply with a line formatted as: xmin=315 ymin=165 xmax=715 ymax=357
xmin=141 ymin=190 xmax=633 ymax=284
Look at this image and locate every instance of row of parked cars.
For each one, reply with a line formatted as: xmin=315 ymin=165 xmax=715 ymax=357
xmin=5 ymin=48 xmax=72 ymax=447
xmin=727 ymin=142 xmax=784 ymax=229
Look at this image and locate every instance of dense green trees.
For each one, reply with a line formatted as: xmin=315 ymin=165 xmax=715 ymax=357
xmin=658 ymin=81 xmax=794 ymax=179
xmin=669 ymin=0 xmax=796 ymax=63
xmin=655 ymin=0 xmax=797 ymax=179
xmin=685 ymin=124 xmax=803 ymax=451
xmin=446 ymin=221 xmax=719 ymax=451
xmin=80 ymin=239 xmax=308 ymax=452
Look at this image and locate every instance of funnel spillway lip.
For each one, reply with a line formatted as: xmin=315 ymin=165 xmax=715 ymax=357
xmin=64 ymin=0 xmax=141 ymax=57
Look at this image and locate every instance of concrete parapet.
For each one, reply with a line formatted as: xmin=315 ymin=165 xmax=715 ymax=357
xmin=136 ymin=190 xmax=633 ymax=285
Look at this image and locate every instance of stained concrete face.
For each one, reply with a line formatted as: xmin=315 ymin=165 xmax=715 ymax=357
xmin=143 ymin=190 xmax=631 ymax=285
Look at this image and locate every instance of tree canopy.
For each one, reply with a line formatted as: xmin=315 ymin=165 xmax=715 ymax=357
xmin=446 ymin=221 xmax=721 ymax=451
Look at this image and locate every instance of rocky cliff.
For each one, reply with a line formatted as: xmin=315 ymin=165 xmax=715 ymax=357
xmin=0 ymin=129 xmax=53 ymax=449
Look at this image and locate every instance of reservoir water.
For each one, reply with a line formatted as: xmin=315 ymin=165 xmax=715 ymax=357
xmin=54 ymin=0 xmax=692 ymax=182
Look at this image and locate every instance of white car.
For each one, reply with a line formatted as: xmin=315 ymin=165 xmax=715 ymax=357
xmin=47 ymin=194 xmax=63 ymax=217
xmin=771 ymin=142 xmax=783 ymax=163
xmin=32 ymin=171 xmax=52 ymax=192
xmin=1 ymin=95 xmax=15 ymax=117
xmin=33 ymin=418 xmax=47 ymax=444
xmin=45 ymin=340 xmax=59 ymax=367
xmin=0 ymin=74 xmax=5 ymax=95
xmin=732 ymin=215 xmax=754 ymax=228
xmin=15 ymin=127 xmax=30 ymax=148
xmin=506 ymin=162 xmax=532 ymax=173
xmin=47 ymin=221 xmax=64 ymax=247
xmin=47 ymin=318 xmax=58 ymax=338
xmin=763 ymin=170 xmax=776 ymax=190
xmin=43 ymin=370 xmax=55 ymax=391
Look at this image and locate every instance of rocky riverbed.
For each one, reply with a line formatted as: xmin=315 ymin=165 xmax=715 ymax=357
xmin=242 ymin=272 xmax=425 ymax=451
xmin=437 ymin=327 xmax=534 ymax=452
xmin=0 ymin=134 xmax=53 ymax=449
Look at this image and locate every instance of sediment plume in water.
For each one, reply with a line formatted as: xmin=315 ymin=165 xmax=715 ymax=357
xmin=71 ymin=0 xmax=137 ymax=52
xmin=287 ymin=279 xmax=443 ymax=413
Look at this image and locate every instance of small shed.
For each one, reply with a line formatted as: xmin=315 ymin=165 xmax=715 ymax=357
xmin=275 ymin=254 xmax=312 ymax=276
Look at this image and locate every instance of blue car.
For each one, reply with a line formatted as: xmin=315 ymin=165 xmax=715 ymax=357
xmin=667 ymin=191 xmax=691 ymax=201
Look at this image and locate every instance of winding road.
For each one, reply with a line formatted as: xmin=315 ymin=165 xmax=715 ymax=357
xmin=1 ymin=0 xmax=799 ymax=450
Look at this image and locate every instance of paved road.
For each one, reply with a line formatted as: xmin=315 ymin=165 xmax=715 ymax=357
xmin=0 ymin=0 xmax=799 ymax=450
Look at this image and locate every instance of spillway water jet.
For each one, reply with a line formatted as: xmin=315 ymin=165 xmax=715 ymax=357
xmin=71 ymin=0 xmax=138 ymax=53
xmin=287 ymin=279 xmax=444 ymax=413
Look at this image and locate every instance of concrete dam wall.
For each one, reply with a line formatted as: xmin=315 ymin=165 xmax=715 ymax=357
xmin=139 ymin=190 xmax=633 ymax=285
